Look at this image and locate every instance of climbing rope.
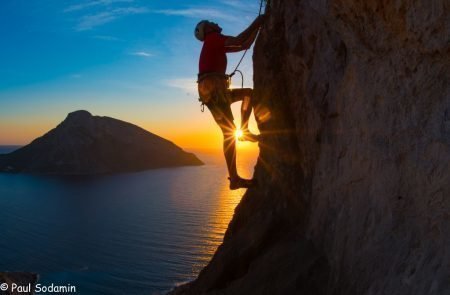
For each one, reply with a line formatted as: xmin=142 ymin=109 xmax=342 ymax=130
xmin=228 ymin=0 xmax=266 ymax=88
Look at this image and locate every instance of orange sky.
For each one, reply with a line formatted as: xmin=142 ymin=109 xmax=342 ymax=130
xmin=0 ymin=103 xmax=259 ymax=150
xmin=0 ymin=0 xmax=263 ymax=152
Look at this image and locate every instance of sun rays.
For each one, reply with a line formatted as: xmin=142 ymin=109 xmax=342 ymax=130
xmin=234 ymin=128 xmax=244 ymax=140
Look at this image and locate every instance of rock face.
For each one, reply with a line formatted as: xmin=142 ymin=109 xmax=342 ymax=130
xmin=171 ymin=0 xmax=449 ymax=294
xmin=0 ymin=110 xmax=203 ymax=174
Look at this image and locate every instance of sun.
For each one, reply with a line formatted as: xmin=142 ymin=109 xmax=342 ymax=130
xmin=234 ymin=128 xmax=244 ymax=140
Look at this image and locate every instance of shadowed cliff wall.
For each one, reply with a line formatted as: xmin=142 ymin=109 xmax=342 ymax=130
xmin=171 ymin=1 xmax=449 ymax=294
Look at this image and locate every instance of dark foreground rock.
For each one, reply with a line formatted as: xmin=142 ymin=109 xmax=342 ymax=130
xmin=0 ymin=110 xmax=203 ymax=174
xmin=171 ymin=0 xmax=449 ymax=294
xmin=0 ymin=272 xmax=37 ymax=295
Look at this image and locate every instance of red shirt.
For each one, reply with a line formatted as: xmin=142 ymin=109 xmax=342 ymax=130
xmin=199 ymin=32 xmax=230 ymax=74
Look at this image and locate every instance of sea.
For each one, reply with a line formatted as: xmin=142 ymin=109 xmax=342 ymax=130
xmin=0 ymin=145 xmax=259 ymax=294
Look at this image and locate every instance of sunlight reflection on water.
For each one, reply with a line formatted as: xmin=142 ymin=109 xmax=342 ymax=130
xmin=187 ymin=146 xmax=258 ymax=277
xmin=0 ymin=146 xmax=259 ymax=294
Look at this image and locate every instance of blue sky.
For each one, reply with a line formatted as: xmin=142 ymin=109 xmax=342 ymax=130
xmin=0 ymin=0 xmax=262 ymax=147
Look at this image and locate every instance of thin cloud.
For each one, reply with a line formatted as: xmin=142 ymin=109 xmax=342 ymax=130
xmin=218 ymin=0 xmax=260 ymax=14
xmin=92 ymin=35 xmax=122 ymax=41
xmin=218 ymin=0 xmax=248 ymax=9
xmin=64 ymin=0 xmax=134 ymax=13
xmin=165 ymin=78 xmax=197 ymax=96
xmin=131 ymin=51 xmax=154 ymax=57
xmin=76 ymin=7 xmax=149 ymax=31
xmin=77 ymin=12 xmax=116 ymax=31
xmin=153 ymin=8 xmax=235 ymax=21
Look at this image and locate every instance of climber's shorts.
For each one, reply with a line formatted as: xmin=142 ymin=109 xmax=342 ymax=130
xmin=198 ymin=74 xmax=234 ymax=125
xmin=197 ymin=73 xmax=253 ymax=130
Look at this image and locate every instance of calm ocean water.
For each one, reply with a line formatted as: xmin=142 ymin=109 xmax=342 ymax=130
xmin=0 ymin=146 xmax=258 ymax=294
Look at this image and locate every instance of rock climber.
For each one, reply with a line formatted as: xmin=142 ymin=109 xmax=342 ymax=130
xmin=194 ymin=15 xmax=263 ymax=190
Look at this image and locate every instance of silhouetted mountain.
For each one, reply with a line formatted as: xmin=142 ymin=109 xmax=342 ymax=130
xmin=0 ymin=110 xmax=203 ymax=174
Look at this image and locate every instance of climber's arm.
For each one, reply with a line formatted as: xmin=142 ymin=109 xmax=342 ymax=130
xmin=224 ymin=15 xmax=263 ymax=52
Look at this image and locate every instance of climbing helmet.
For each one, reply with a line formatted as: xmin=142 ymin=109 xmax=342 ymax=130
xmin=194 ymin=20 xmax=209 ymax=41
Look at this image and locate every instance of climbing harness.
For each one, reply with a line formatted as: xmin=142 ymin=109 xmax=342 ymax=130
xmin=197 ymin=72 xmax=230 ymax=112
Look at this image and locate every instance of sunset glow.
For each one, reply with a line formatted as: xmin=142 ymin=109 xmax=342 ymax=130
xmin=0 ymin=1 xmax=260 ymax=149
xmin=234 ymin=128 xmax=244 ymax=141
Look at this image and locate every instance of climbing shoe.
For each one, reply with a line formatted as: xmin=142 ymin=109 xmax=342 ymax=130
xmin=238 ymin=130 xmax=260 ymax=142
xmin=228 ymin=176 xmax=256 ymax=190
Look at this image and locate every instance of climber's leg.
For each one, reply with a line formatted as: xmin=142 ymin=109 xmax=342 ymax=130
xmin=230 ymin=88 xmax=259 ymax=142
xmin=220 ymin=120 xmax=238 ymax=180
xmin=206 ymin=101 xmax=238 ymax=178
xmin=206 ymin=101 xmax=255 ymax=190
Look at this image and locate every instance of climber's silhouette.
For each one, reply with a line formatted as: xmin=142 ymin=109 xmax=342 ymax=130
xmin=195 ymin=16 xmax=263 ymax=190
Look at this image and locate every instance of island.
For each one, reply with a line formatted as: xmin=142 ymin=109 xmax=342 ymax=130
xmin=0 ymin=110 xmax=203 ymax=174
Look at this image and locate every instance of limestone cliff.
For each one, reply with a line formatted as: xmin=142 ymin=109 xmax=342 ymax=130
xmin=171 ymin=0 xmax=449 ymax=294
xmin=0 ymin=110 xmax=203 ymax=174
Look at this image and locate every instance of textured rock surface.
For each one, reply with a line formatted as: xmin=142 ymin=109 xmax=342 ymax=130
xmin=0 ymin=110 xmax=203 ymax=174
xmin=171 ymin=0 xmax=449 ymax=294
